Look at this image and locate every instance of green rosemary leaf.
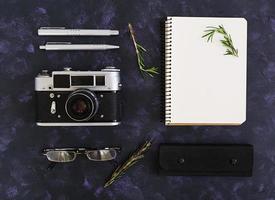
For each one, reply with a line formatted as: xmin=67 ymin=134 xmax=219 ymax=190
xmin=221 ymin=40 xmax=230 ymax=47
xmin=224 ymin=49 xmax=233 ymax=55
xmin=202 ymin=31 xmax=213 ymax=38
xmin=139 ymin=54 xmax=145 ymax=63
xmin=202 ymin=24 xmax=238 ymax=57
xmin=147 ymin=67 xmax=159 ymax=74
xmin=147 ymin=72 xmax=154 ymax=78
xmin=208 ymin=34 xmax=214 ymax=42
xmin=128 ymin=23 xmax=159 ymax=78
xmin=139 ymin=60 xmax=145 ymax=67
xmin=136 ymin=43 xmax=147 ymax=52
xmin=142 ymin=67 xmax=159 ymax=77
xmin=206 ymin=26 xmax=218 ymax=29
xmin=140 ymin=63 xmax=145 ymax=67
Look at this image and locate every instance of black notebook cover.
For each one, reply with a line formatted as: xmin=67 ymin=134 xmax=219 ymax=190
xmin=159 ymin=144 xmax=253 ymax=176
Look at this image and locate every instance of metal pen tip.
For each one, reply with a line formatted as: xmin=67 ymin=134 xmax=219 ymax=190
xmin=39 ymin=45 xmax=46 ymax=50
xmin=110 ymin=30 xmax=119 ymax=35
xmin=105 ymin=45 xmax=120 ymax=50
xmin=112 ymin=45 xmax=120 ymax=49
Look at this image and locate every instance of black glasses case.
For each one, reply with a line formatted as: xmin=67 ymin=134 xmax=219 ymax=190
xmin=158 ymin=144 xmax=253 ymax=176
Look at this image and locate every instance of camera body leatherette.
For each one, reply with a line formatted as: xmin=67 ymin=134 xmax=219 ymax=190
xmin=159 ymin=144 xmax=253 ymax=176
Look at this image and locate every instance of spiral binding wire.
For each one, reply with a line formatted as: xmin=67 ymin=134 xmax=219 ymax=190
xmin=165 ymin=17 xmax=172 ymax=124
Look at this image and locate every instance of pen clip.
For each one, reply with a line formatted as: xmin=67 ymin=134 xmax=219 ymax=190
xmin=46 ymin=42 xmax=72 ymax=45
xmin=40 ymin=27 xmax=66 ymax=29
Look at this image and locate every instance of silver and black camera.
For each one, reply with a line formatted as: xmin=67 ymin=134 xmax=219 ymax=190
xmin=35 ymin=67 xmax=121 ymax=126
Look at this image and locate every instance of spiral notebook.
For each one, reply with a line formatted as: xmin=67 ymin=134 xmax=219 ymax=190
xmin=165 ymin=17 xmax=247 ymax=126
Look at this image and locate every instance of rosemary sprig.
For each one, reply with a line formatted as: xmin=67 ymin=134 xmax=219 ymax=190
xmin=104 ymin=140 xmax=152 ymax=188
xmin=128 ymin=23 xmax=159 ymax=77
xmin=202 ymin=25 xmax=238 ymax=57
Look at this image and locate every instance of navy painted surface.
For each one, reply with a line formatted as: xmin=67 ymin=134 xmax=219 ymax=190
xmin=0 ymin=0 xmax=275 ymax=199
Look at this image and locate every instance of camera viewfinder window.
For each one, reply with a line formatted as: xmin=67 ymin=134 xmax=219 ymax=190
xmin=96 ymin=76 xmax=105 ymax=86
xmin=71 ymin=76 xmax=94 ymax=86
xmin=53 ymin=75 xmax=70 ymax=88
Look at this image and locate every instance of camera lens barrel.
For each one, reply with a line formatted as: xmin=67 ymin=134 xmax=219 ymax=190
xmin=65 ymin=89 xmax=99 ymax=122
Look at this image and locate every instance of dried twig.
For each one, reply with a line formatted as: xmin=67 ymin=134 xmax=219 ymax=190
xmin=104 ymin=140 xmax=152 ymax=188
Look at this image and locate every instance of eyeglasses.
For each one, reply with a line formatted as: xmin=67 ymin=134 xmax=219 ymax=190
xmin=42 ymin=147 xmax=120 ymax=163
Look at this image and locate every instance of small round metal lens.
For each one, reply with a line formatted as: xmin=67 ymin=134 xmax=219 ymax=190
xmin=178 ymin=158 xmax=185 ymax=164
xmin=50 ymin=93 xmax=54 ymax=98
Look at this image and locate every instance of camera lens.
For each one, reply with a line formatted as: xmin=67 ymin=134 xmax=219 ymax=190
xmin=71 ymin=98 xmax=89 ymax=115
xmin=65 ymin=89 xmax=99 ymax=121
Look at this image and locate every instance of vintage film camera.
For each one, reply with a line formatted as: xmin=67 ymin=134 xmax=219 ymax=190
xmin=35 ymin=67 xmax=121 ymax=126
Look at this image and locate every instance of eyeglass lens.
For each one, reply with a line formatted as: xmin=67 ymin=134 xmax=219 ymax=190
xmin=46 ymin=151 xmax=76 ymax=162
xmin=86 ymin=149 xmax=117 ymax=161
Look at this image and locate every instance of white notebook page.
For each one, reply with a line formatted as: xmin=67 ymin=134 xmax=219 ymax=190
xmin=167 ymin=17 xmax=247 ymax=125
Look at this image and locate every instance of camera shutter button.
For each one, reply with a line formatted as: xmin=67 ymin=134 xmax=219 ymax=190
xmin=64 ymin=67 xmax=72 ymax=71
xmin=102 ymin=66 xmax=120 ymax=72
xmin=39 ymin=70 xmax=49 ymax=77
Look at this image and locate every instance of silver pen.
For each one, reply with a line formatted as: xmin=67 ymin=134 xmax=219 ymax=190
xmin=38 ymin=27 xmax=119 ymax=36
xmin=39 ymin=42 xmax=120 ymax=51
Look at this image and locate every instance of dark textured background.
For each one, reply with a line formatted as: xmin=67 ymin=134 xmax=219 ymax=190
xmin=0 ymin=0 xmax=275 ymax=199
